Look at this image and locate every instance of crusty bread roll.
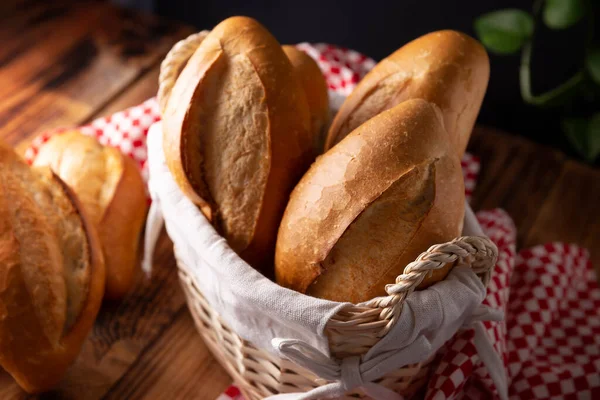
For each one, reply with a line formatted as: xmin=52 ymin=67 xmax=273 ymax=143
xmin=326 ymin=30 xmax=489 ymax=156
xmin=163 ymin=16 xmax=312 ymax=272
xmin=162 ymin=35 xmax=328 ymax=156
xmin=0 ymin=143 xmax=105 ymax=393
xmin=33 ymin=131 xmax=148 ymax=300
xmin=282 ymin=45 xmax=330 ymax=153
xmin=275 ymin=99 xmax=465 ymax=303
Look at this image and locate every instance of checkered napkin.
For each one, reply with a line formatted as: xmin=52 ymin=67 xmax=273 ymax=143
xmin=25 ymin=43 xmax=600 ymax=400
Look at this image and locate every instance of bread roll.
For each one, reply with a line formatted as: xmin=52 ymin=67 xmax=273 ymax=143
xmin=275 ymin=99 xmax=464 ymax=303
xmin=33 ymin=131 xmax=147 ymax=300
xmin=163 ymin=16 xmax=312 ymax=272
xmin=326 ymin=30 xmax=489 ymax=156
xmin=0 ymin=143 xmax=105 ymax=393
xmin=283 ymin=45 xmax=330 ymax=153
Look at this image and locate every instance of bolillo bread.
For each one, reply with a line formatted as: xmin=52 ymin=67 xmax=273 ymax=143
xmin=161 ymin=33 xmax=327 ymax=156
xmin=275 ymin=99 xmax=465 ymax=303
xmin=33 ymin=131 xmax=148 ymax=300
xmin=0 ymin=143 xmax=105 ymax=393
xmin=162 ymin=16 xmax=312 ymax=273
xmin=161 ymin=32 xmax=328 ymax=157
xmin=326 ymin=30 xmax=489 ymax=156
xmin=282 ymin=45 xmax=330 ymax=154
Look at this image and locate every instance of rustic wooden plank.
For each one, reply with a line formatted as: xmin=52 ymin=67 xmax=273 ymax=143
xmin=0 ymin=1 xmax=77 ymax=56
xmin=15 ymin=63 xmax=162 ymax=155
xmin=88 ymin=64 xmax=160 ymax=118
xmin=524 ymin=160 xmax=600 ymax=271
xmin=469 ymin=127 xmax=599 ymax=272
xmin=468 ymin=126 xmax=567 ymax=249
xmin=0 ymin=0 xmax=191 ymax=148
xmin=103 ymin=310 xmax=231 ymax=400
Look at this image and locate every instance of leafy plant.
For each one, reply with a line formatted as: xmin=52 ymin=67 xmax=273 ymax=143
xmin=475 ymin=9 xmax=534 ymax=54
xmin=474 ymin=0 xmax=599 ymax=163
xmin=543 ymin=0 xmax=585 ymax=29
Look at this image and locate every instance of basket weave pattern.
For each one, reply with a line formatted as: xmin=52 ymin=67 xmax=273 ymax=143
xmin=160 ymin=32 xmax=499 ymax=399
xmin=177 ymin=255 xmax=432 ymax=399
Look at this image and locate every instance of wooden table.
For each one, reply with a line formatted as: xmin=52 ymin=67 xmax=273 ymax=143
xmin=0 ymin=1 xmax=598 ymax=399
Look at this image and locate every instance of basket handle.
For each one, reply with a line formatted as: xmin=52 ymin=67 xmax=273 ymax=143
xmin=275 ymin=236 xmax=501 ymax=399
xmin=158 ymin=31 xmax=209 ymax=115
xmin=365 ymin=235 xmax=498 ymax=326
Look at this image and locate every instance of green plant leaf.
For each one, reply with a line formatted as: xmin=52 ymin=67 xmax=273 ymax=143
xmin=587 ymin=113 xmax=600 ymax=161
xmin=563 ymin=117 xmax=589 ymax=159
xmin=474 ymin=9 xmax=534 ymax=54
xmin=562 ymin=116 xmax=600 ymax=162
xmin=586 ymin=49 xmax=600 ymax=85
xmin=543 ymin=0 xmax=585 ymax=30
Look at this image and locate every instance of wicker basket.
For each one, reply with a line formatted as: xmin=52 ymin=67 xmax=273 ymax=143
xmin=157 ymin=32 xmax=499 ymax=399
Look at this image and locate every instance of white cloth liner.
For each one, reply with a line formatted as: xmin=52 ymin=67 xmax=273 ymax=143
xmin=142 ymin=93 xmax=508 ymax=399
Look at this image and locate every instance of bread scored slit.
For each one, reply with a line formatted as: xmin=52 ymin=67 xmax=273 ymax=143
xmin=201 ymin=52 xmax=269 ymax=252
xmin=23 ymin=168 xmax=91 ymax=334
xmin=39 ymin=172 xmax=92 ymax=334
xmin=308 ymin=161 xmax=437 ymax=302
xmin=0 ymin=172 xmax=66 ymax=347
xmin=179 ymin=39 xmax=270 ymax=252
xmin=178 ymin=46 xmax=226 ymax=221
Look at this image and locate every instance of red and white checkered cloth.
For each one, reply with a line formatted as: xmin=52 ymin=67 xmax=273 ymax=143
xmin=26 ymin=43 xmax=600 ymax=400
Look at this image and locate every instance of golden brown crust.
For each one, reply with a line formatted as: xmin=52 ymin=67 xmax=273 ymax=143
xmin=34 ymin=132 xmax=123 ymax=224
xmin=163 ymin=16 xmax=312 ymax=273
xmin=275 ymin=99 xmax=464 ymax=303
xmin=99 ymin=155 xmax=147 ymax=299
xmin=34 ymin=131 xmax=148 ymax=300
xmin=0 ymin=163 xmax=66 ymax=348
xmin=282 ymin=45 xmax=330 ymax=154
xmin=0 ymin=142 xmax=105 ymax=393
xmin=34 ymin=169 xmax=92 ymax=332
xmin=325 ymin=30 xmax=489 ymax=156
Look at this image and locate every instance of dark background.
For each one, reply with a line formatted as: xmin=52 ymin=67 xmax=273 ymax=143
xmin=116 ymin=0 xmax=597 ymax=162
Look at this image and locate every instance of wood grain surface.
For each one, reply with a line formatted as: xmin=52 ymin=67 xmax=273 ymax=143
xmin=1 ymin=0 xmax=192 ymax=149
xmin=0 ymin=1 xmax=598 ymax=399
